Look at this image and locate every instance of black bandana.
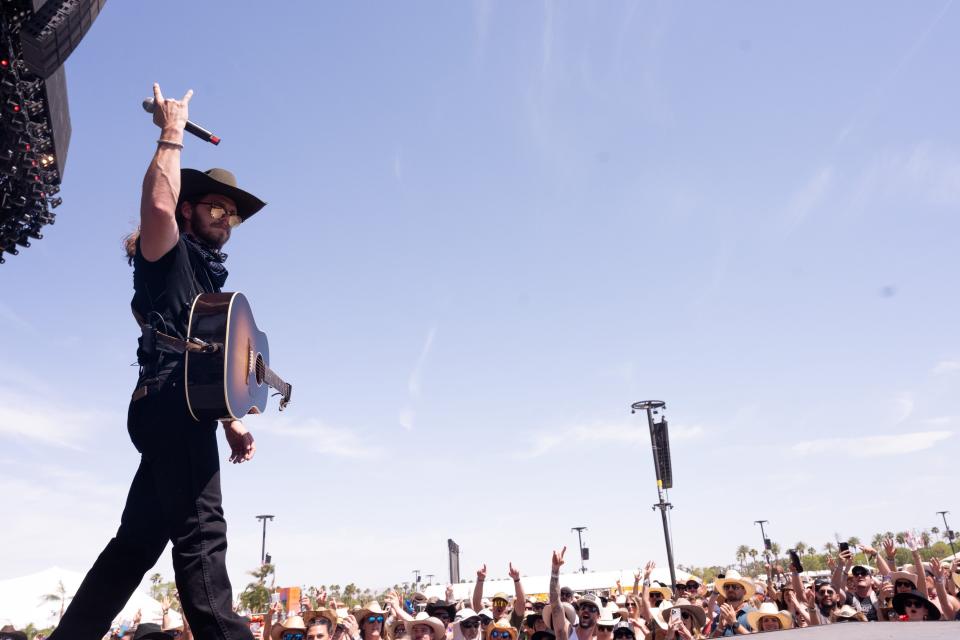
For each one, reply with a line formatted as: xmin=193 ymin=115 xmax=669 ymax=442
xmin=183 ymin=233 xmax=229 ymax=290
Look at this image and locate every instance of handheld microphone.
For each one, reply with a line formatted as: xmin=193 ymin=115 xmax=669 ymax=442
xmin=142 ymin=98 xmax=221 ymax=145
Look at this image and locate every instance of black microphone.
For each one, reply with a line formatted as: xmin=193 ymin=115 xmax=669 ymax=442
xmin=142 ymin=97 xmax=221 ymax=145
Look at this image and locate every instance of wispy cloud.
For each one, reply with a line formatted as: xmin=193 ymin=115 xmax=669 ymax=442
xmin=792 ymin=430 xmax=952 ymax=458
xmin=400 ymin=326 xmax=437 ymax=430
xmin=260 ymin=416 xmax=378 ymax=458
xmin=782 ymin=166 xmax=833 ymax=231
xmin=0 ymin=387 xmax=113 ymax=449
xmin=894 ymin=392 xmax=915 ymax=423
xmin=932 ymin=360 xmax=960 ymax=375
xmin=521 ymin=421 xmax=705 ymax=458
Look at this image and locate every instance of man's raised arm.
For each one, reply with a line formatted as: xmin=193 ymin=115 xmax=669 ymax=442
xmin=140 ymin=83 xmax=191 ymax=261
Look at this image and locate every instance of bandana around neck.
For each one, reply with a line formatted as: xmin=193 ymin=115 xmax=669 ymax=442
xmin=183 ymin=233 xmax=229 ymax=289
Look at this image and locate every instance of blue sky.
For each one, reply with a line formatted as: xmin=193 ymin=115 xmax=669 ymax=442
xmin=2 ymin=0 xmax=960 ymax=595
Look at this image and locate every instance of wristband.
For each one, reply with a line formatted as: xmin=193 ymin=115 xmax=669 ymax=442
xmin=157 ymin=138 xmax=184 ymax=149
xmin=643 ymin=580 xmax=651 ymax=587
xmin=514 ymin=578 xmax=520 ymax=583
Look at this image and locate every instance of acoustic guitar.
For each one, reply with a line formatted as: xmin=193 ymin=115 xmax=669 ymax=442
xmin=184 ymin=292 xmax=293 ymax=422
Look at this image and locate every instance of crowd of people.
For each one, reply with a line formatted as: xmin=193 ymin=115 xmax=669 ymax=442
xmin=4 ymin=536 xmax=958 ymax=640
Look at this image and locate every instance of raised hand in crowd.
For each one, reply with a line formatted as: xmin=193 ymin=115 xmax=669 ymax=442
xmin=549 ymin=546 xmax=569 ymax=638
xmin=508 ymin=562 xmax=526 ymax=617
xmin=342 ymin=613 xmax=360 ymax=640
xmin=472 ymin=564 xmax=487 ymax=611
xmin=446 ymin=584 xmax=455 ymax=602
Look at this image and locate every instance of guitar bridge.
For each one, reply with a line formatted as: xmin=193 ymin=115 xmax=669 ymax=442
xmin=248 ymin=343 xmax=255 ymax=377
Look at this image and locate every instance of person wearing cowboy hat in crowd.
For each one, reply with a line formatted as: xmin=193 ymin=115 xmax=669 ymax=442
xmin=0 ymin=625 xmax=27 ymax=640
xmin=356 ymin=602 xmax=390 ymax=640
xmin=744 ymin=603 xmax=793 ymax=633
xmin=408 ymin=613 xmax=447 ymax=640
xmin=300 ymin=609 xmax=340 ymax=640
xmin=650 ymin=599 xmax=705 ymax=640
xmin=49 ymin=84 xmax=268 ymax=640
xmin=710 ymin=570 xmax=756 ymax=636
xmin=637 ymin=562 xmax=674 ymax=626
xmin=828 ymin=605 xmax=867 ymax=623
xmin=486 ymin=620 xmax=518 ymax=640
xmin=426 ymin=600 xmax=457 ymax=628
xmin=270 ymin=615 xmax=309 ymax=640
xmin=892 ymin=589 xmax=942 ymax=621
xmin=472 ymin=563 xmax=528 ymax=630
xmin=594 ymin=608 xmax=619 ymax=640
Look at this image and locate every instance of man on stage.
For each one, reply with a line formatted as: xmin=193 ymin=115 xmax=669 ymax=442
xmin=49 ymin=83 xmax=263 ymax=640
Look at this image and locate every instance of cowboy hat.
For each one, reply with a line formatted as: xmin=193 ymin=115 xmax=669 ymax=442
xmin=745 ymin=602 xmax=793 ymax=631
xmin=713 ymin=570 xmax=756 ymax=601
xmin=542 ymin=602 xmax=577 ymax=631
xmin=356 ymin=602 xmax=389 ymax=624
xmin=302 ymin=609 xmax=338 ymax=630
xmin=652 ymin=599 xmax=706 ymax=630
xmin=387 ymin=617 xmax=411 ymax=640
xmin=832 ymin=605 xmax=861 ymax=620
xmin=132 ymin=623 xmax=173 ymax=640
xmin=485 ymin=620 xmax=518 ymax=640
xmin=271 ymin=615 xmax=308 ymax=640
xmin=0 ymin=626 xmax=28 ymax=640
xmin=892 ymin=590 xmax=941 ymax=620
xmin=888 ymin=571 xmax=918 ymax=588
xmin=596 ymin=608 xmax=620 ymax=627
xmin=179 ymin=168 xmax=267 ymax=222
xmin=408 ymin=612 xmax=447 ymax=640
xmin=456 ymin=608 xmax=482 ymax=623
xmin=646 ymin=585 xmax=673 ymax=601
xmin=426 ymin=600 xmax=457 ymax=620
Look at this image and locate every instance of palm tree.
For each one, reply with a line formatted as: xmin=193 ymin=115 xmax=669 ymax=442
xmin=748 ymin=548 xmax=759 ymax=572
xmin=770 ymin=542 xmax=781 ymax=557
xmin=40 ymin=580 xmax=71 ymax=621
xmin=823 ymin=542 xmax=836 ymax=555
xmin=871 ymin=533 xmax=885 ymax=548
xmin=895 ymin=532 xmax=907 ymax=545
xmin=920 ymin=530 xmax=932 ymax=548
xmin=735 ymin=545 xmax=750 ymax=573
xmin=794 ymin=542 xmax=807 ymax=556
xmin=238 ymin=563 xmax=275 ymax=614
xmin=847 ymin=536 xmax=861 ymax=548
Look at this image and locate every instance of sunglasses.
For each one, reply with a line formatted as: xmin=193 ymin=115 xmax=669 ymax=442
xmin=894 ymin=581 xmax=914 ymax=589
xmin=196 ymin=201 xmax=242 ymax=227
xmin=722 ymin=584 xmax=742 ymax=591
xmin=461 ymin=621 xmax=480 ymax=629
xmin=283 ymin=634 xmax=305 ymax=640
xmin=580 ymin=606 xmax=600 ymax=615
xmin=852 ymin=570 xmax=869 ymax=577
xmin=613 ymin=633 xmax=634 ymax=640
xmin=904 ymin=600 xmax=925 ymax=609
xmin=598 ymin=626 xmax=614 ymax=632
xmin=490 ymin=632 xmax=513 ymax=639
xmin=818 ymin=590 xmax=835 ymax=596
xmin=365 ymin=616 xmax=385 ymax=624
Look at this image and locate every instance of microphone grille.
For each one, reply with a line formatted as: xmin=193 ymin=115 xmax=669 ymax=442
xmin=141 ymin=97 xmax=155 ymax=113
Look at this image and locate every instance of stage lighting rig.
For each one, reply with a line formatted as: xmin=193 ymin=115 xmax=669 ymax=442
xmin=0 ymin=0 xmax=98 ymax=264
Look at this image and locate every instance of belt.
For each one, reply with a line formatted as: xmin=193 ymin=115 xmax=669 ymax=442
xmin=132 ymin=385 xmax=150 ymax=402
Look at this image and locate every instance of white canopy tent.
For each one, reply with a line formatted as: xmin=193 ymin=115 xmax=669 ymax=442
xmin=422 ymin=568 xmax=694 ymax=602
xmin=0 ymin=567 xmax=180 ymax=630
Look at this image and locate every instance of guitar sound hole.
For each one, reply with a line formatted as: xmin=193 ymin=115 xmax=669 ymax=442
xmin=255 ymin=354 xmax=265 ymax=386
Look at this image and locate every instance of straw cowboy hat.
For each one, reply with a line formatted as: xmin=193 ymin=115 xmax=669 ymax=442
xmin=356 ymin=602 xmax=389 ymax=624
xmin=387 ymin=617 xmax=411 ymax=640
xmin=646 ymin=585 xmax=673 ymax=601
xmin=408 ymin=612 xmax=447 ymax=640
xmin=485 ymin=620 xmax=518 ymax=640
xmin=596 ymin=609 xmax=620 ymax=627
xmin=179 ymin=168 xmax=267 ymax=223
xmin=745 ymin=603 xmax=793 ymax=631
xmin=271 ymin=615 xmax=307 ymax=640
xmin=889 ymin=571 xmax=919 ymax=588
xmin=713 ymin=570 xmax=756 ymax=601
xmin=542 ymin=602 xmax=578 ymax=631
xmin=302 ymin=610 xmax=338 ymax=630
xmin=652 ymin=599 xmax=706 ymax=630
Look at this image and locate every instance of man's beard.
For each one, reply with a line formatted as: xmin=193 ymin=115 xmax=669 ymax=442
xmin=578 ymin=620 xmax=594 ymax=630
xmin=194 ymin=222 xmax=230 ymax=250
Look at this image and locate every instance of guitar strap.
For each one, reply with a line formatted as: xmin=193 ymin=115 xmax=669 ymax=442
xmin=133 ymin=309 xmax=221 ymax=355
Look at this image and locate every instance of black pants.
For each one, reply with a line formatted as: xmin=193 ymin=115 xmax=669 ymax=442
xmin=50 ymin=382 xmax=252 ymax=640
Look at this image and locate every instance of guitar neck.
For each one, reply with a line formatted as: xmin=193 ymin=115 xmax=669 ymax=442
xmin=262 ymin=365 xmax=290 ymax=396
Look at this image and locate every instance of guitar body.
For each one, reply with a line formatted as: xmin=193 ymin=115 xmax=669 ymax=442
xmin=185 ymin=292 xmax=273 ymax=422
